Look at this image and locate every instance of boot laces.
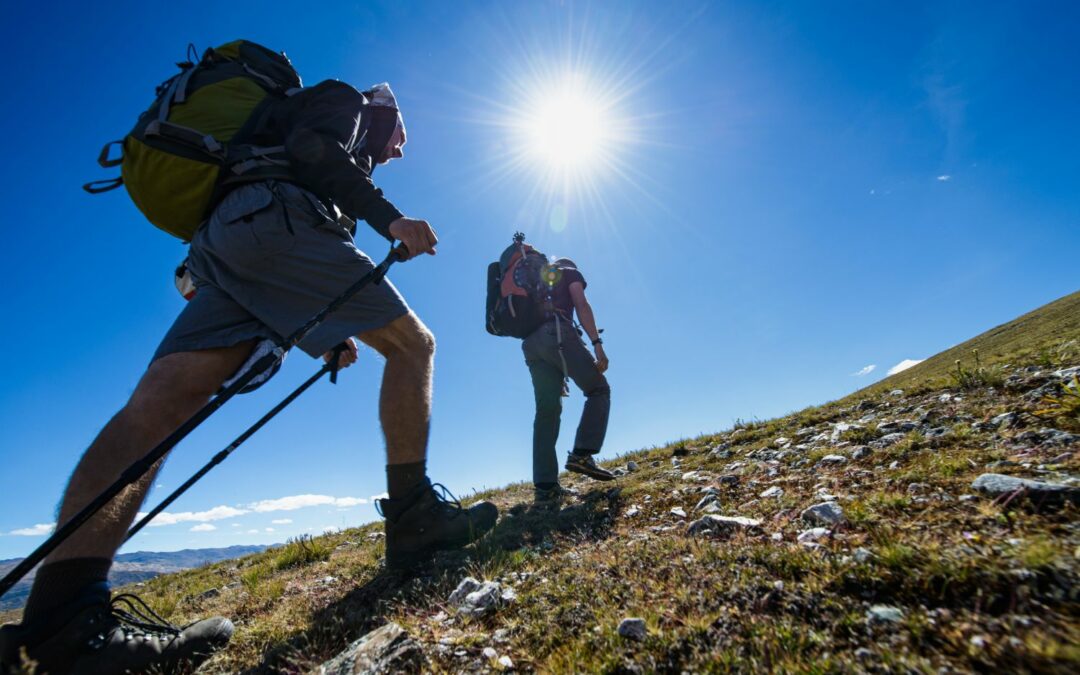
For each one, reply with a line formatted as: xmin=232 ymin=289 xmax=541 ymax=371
xmin=429 ymin=483 xmax=464 ymax=516
xmin=108 ymin=593 xmax=181 ymax=641
xmin=374 ymin=482 xmax=466 ymax=520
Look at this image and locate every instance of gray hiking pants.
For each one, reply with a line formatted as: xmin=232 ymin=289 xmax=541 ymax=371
xmin=522 ymin=317 xmax=611 ymax=485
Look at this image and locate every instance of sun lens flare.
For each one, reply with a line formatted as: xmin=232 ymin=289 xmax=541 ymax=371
xmin=461 ymin=8 xmax=674 ymax=236
xmin=523 ymin=75 xmax=611 ymax=172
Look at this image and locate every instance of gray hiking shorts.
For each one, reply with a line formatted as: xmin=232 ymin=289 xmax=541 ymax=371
xmin=153 ymin=181 xmax=409 ymax=362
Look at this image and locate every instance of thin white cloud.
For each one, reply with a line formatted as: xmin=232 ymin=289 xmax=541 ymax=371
xmin=271 ymin=519 xmax=293 ymax=525
xmin=9 ymin=523 xmax=54 ymax=536
xmin=246 ymin=529 xmax=259 ymax=534
xmin=190 ymin=524 xmax=216 ymax=532
xmin=937 ymin=175 xmax=951 ymax=181
xmin=135 ymin=505 xmax=249 ymax=527
xmin=265 ymin=527 xmax=275 ymax=533
xmin=370 ymin=492 xmax=389 ymax=502
xmin=247 ymin=494 xmax=367 ymax=512
xmin=888 ymin=359 xmax=925 ymax=375
xmin=852 ymin=364 xmax=876 ymax=377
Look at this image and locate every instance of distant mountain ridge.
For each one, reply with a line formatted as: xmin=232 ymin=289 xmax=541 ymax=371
xmin=0 ymin=545 xmax=271 ymax=612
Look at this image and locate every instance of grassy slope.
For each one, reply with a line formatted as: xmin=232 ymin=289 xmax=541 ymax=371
xmin=855 ymin=290 xmax=1080 ymax=399
xmin=4 ymin=290 xmax=1079 ymax=673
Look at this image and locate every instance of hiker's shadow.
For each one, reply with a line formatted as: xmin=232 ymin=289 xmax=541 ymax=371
xmin=242 ymin=487 xmax=623 ymax=673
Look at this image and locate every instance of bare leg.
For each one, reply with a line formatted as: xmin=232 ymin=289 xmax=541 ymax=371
xmin=357 ymin=313 xmax=435 ymax=465
xmin=46 ymin=342 xmax=255 ymax=564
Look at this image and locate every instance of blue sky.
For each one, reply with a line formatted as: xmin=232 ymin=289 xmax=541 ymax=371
xmin=0 ymin=0 xmax=1077 ymax=558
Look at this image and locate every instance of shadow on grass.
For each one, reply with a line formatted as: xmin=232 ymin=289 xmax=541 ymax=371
xmin=242 ymin=486 xmax=623 ymax=673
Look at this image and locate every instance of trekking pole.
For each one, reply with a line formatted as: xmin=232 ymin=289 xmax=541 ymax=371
xmin=0 ymin=245 xmax=408 ymax=599
xmin=124 ymin=343 xmax=350 ymax=542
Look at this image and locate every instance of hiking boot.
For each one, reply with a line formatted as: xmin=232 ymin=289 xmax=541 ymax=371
xmin=565 ymin=453 xmax=617 ymax=481
xmin=533 ymin=483 xmax=579 ymax=507
xmin=0 ymin=582 xmax=233 ymax=675
xmin=377 ymin=480 xmax=499 ymax=570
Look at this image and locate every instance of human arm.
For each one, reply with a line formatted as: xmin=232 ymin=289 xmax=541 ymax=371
xmin=282 ymin=81 xmax=409 ymax=243
xmin=569 ymin=281 xmax=608 ymax=373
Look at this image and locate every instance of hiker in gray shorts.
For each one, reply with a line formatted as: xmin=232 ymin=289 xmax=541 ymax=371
xmin=523 ymin=254 xmax=614 ymax=503
xmin=1 ymin=76 xmax=497 ymax=674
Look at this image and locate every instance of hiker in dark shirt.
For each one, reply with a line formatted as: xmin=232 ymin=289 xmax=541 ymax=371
xmin=522 ymin=255 xmax=614 ymax=504
xmin=0 ymin=73 xmax=497 ymax=675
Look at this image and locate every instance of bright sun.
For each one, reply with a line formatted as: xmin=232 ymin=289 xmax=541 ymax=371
xmin=522 ymin=77 xmax=611 ymax=171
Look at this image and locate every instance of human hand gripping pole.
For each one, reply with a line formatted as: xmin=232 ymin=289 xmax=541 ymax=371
xmin=0 ymin=244 xmax=410 ymax=599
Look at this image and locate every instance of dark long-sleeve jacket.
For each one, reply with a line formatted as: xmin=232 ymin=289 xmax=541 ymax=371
xmin=246 ymin=80 xmax=403 ymax=240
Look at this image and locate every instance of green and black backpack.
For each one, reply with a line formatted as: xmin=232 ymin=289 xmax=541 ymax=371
xmin=85 ymin=40 xmax=302 ymax=241
xmin=486 ymin=232 xmax=567 ymax=338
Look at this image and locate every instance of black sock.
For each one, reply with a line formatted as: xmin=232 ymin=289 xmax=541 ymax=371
xmin=572 ymin=448 xmax=594 ymax=457
xmin=386 ymin=461 xmax=428 ymax=499
xmin=23 ymin=557 xmax=112 ymax=624
xmin=535 ymin=482 xmax=557 ymax=490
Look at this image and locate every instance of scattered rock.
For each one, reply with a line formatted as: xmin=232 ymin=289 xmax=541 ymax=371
xmin=1055 ymin=366 xmax=1080 ymax=381
xmin=853 ymin=547 xmax=874 ymax=563
xmin=759 ymin=486 xmax=784 ymax=498
xmin=851 ymin=445 xmax=871 ymax=460
xmin=319 ymin=622 xmax=426 ymax=675
xmin=831 ymin=423 xmax=862 ymax=442
xmin=866 ymin=605 xmax=905 ymax=624
xmin=872 ymin=433 xmax=907 ymax=448
xmin=801 ymin=502 xmax=845 ymax=526
xmin=970 ymin=473 xmax=1080 ymax=510
xmin=449 ymin=578 xmax=508 ymax=617
xmin=498 ymin=655 xmax=514 ymax=669
xmin=617 ymin=617 xmax=648 ymax=641
xmin=797 ymin=527 xmax=830 ymax=544
xmin=482 ymin=647 xmax=498 ymax=659
xmin=670 ymin=507 xmax=687 ymax=518
xmin=695 ymin=494 xmax=719 ymax=511
xmin=1040 ymin=428 xmax=1080 ymax=446
xmin=817 ymin=454 xmax=847 ymax=466
xmin=196 ymin=587 xmax=221 ymax=601
xmin=992 ymin=412 xmax=1020 ymax=429
xmin=626 ymin=460 xmax=640 ymax=472
xmin=686 ymin=515 xmax=762 ymax=538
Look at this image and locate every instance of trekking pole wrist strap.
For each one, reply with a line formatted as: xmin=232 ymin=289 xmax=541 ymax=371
xmin=591 ymin=337 xmax=603 ymax=346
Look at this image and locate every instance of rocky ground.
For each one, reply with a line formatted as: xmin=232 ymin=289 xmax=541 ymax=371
xmin=34 ymin=359 xmax=1068 ymax=674
xmin=4 ymin=309 xmax=1078 ymax=673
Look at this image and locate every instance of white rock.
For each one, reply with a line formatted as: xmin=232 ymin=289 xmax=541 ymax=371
xmin=866 ymin=605 xmax=904 ymax=623
xmin=624 ymin=506 xmax=641 ymax=517
xmin=797 ymin=527 xmax=830 ymax=544
xmin=760 ymin=486 xmax=784 ymax=498
xmin=801 ymin=502 xmax=845 ymax=526
xmin=818 ymin=454 xmax=847 ymax=466
xmin=498 ymin=655 xmax=514 ymax=669
xmin=686 ymin=514 xmax=762 ymax=537
xmin=670 ymin=507 xmax=687 ymax=518
xmin=483 ymin=647 xmax=498 ymax=659
xmin=448 ymin=577 xmax=481 ymax=606
xmin=853 ymin=547 xmax=874 ymax=563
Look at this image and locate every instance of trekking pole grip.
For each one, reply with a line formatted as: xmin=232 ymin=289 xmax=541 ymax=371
xmin=391 ymin=243 xmax=410 ymax=262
